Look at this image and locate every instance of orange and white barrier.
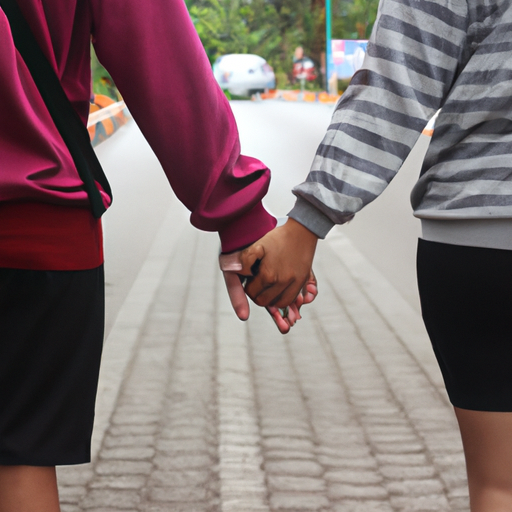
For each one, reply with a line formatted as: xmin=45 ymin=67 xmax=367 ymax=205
xmin=87 ymin=94 xmax=131 ymax=147
xmin=253 ymin=89 xmax=341 ymax=104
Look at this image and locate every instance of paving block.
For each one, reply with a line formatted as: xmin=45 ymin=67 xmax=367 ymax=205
xmin=148 ymin=485 xmax=209 ymax=502
xmin=264 ymin=460 xmax=324 ymax=477
xmin=324 ymin=469 xmax=383 ymax=485
xmin=332 ymin=500 xmax=394 ymax=512
xmin=267 ymin=475 xmax=326 ymax=492
xmin=81 ymin=489 xmax=141 ymax=509
xmin=328 ymin=483 xmax=388 ymax=500
xmin=270 ymin=491 xmax=330 ymax=510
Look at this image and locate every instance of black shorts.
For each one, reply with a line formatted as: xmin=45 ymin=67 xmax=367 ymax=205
xmin=0 ymin=266 xmax=104 ymax=466
xmin=417 ymin=239 xmax=512 ymax=412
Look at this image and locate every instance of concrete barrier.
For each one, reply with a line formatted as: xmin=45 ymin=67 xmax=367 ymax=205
xmin=253 ymin=89 xmax=341 ymax=103
xmin=87 ymin=94 xmax=131 ymax=147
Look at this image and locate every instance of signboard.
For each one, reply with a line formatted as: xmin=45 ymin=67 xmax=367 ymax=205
xmin=331 ymin=40 xmax=368 ymax=79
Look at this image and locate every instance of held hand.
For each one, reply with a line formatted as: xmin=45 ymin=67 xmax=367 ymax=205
xmin=219 ymin=251 xmax=250 ymax=321
xmin=219 ymin=253 xmax=299 ymax=333
xmin=240 ymin=218 xmax=318 ymax=309
xmin=266 ymin=269 xmax=318 ymax=333
xmin=219 ymin=246 xmax=318 ymax=334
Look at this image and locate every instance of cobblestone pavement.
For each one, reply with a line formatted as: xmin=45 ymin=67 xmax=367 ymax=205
xmin=57 ymin=217 xmax=469 ymax=512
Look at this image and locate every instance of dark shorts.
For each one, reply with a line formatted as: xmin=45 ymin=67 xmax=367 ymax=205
xmin=417 ymin=238 xmax=512 ymax=412
xmin=0 ymin=266 xmax=104 ymax=466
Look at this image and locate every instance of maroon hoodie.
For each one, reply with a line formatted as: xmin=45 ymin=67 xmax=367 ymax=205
xmin=0 ymin=0 xmax=276 ymax=269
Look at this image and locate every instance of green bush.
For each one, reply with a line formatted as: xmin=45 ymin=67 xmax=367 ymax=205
xmin=91 ymin=45 xmax=119 ymax=100
xmin=337 ymin=78 xmax=351 ymax=93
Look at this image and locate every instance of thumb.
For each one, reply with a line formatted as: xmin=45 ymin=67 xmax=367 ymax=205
xmin=240 ymin=244 xmax=265 ymax=276
xmin=302 ymin=270 xmax=318 ymax=305
xmin=223 ymin=271 xmax=250 ymax=321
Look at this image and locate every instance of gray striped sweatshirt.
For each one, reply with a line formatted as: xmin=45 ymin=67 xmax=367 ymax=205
xmin=289 ymin=0 xmax=512 ymax=239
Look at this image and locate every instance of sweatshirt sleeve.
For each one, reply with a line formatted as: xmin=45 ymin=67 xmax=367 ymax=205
xmin=289 ymin=0 xmax=468 ymax=238
xmin=89 ymin=0 xmax=276 ymax=253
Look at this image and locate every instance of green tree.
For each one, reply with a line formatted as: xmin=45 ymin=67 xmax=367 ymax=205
xmin=187 ymin=0 xmax=285 ymax=72
xmin=187 ymin=0 xmax=378 ymax=87
xmin=332 ymin=0 xmax=378 ymax=39
xmin=91 ymin=45 xmax=119 ymax=99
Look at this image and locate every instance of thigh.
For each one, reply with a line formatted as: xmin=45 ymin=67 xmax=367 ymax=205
xmin=417 ymin=239 xmax=512 ymax=411
xmin=0 ymin=266 xmax=105 ymax=466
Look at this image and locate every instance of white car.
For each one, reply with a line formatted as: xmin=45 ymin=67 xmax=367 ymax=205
xmin=213 ymin=54 xmax=276 ymax=97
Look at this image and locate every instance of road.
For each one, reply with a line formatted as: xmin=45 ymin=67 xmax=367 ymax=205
xmin=96 ymin=119 xmax=188 ymax=334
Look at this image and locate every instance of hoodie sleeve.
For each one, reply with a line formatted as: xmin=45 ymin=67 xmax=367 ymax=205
xmin=289 ymin=0 xmax=468 ymax=237
xmin=89 ymin=0 xmax=276 ymax=252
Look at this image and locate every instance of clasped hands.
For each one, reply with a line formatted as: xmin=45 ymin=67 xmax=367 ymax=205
xmin=219 ymin=218 xmax=319 ymax=333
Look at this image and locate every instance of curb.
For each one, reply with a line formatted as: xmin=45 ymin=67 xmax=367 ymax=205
xmin=87 ymin=94 xmax=131 ymax=147
xmin=253 ymin=89 xmax=341 ymax=104
xmin=90 ymin=207 xmax=187 ymax=462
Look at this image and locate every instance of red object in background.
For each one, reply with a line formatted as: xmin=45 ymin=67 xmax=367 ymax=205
xmin=292 ymin=57 xmax=318 ymax=82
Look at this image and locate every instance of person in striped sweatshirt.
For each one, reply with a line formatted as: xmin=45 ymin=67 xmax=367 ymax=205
xmin=238 ymin=0 xmax=512 ymax=508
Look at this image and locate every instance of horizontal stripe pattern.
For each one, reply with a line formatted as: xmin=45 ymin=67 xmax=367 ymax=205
xmin=309 ymin=152 xmax=389 ymax=190
xmin=421 ymin=193 xmax=512 ymax=211
xmin=293 ymin=0 xmax=512 ymax=228
xmin=378 ymin=14 xmax=462 ymax=59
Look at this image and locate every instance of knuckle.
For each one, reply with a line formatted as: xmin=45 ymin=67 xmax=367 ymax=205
xmin=261 ymin=272 xmax=278 ymax=287
xmin=254 ymin=296 xmax=268 ymax=307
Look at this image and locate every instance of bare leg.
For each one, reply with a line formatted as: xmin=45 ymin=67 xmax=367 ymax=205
xmin=455 ymin=407 xmax=512 ymax=512
xmin=0 ymin=466 xmax=60 ymax=512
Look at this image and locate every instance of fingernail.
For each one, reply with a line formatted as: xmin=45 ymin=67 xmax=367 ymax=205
xmin=219 ymin=253 xmax=243 ymax=272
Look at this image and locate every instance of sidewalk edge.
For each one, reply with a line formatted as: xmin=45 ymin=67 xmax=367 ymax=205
xmin=91 ymin=209 xmax=186 ymax=461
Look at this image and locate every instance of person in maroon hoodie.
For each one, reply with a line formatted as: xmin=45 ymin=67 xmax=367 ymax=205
xmin=0 ymin=0 xmax=305 ymax=509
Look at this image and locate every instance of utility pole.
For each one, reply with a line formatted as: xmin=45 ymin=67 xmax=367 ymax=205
xmin=325 ymin=0 xmax=333 ymax=92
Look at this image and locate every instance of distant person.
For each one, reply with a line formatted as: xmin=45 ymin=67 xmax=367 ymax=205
xmin=292 ymin=46 xmax=307 ymax=82
xmin=292 ymin=46 xmax=318 ymax=85
xmin=238 ymin=0 xmax=512 ymax=509
xmin=0 ymin=0 xmax=285 ymax=510
xmin=293 ymin=45 xmax=305 ymax=65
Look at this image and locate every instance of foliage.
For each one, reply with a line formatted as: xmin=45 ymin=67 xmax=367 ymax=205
xmin=332 ymin=0 xmax=379 ymax=39
xmin=89 ymin=0 xmax=378 ymax=95
xmin=187 ymin=0 xmax=378 ymax=86
xmin=187 ymin=0 xmax=283 ymax=69
xmin=337 ymin=77 xmax=352 ymax=92
xmin=91 ymin=45 xmax=120 ymax=99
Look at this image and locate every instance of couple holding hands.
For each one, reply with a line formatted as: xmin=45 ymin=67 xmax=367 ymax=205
xmin=3 ymin=0 xmax=512 ymax=509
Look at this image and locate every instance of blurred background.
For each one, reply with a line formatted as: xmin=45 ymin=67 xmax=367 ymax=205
xmin=91 ymin=0 xmax=378 ymax=99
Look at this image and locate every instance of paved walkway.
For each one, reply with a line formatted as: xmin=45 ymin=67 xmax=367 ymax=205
xmin=57 ymin=208 xmax=469 ymax=512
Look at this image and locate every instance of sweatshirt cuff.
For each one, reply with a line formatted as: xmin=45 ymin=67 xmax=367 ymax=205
xmin=219 ymin=202 xmax=277 ymax=253
xmin=287 ymin=197 xmax=337 ymax=239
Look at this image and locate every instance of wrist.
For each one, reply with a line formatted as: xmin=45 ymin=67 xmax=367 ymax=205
xmin=288 ymin=197 xmax=335 ymax=238
xmin=285 ymin=217 xmax=319 ymax=244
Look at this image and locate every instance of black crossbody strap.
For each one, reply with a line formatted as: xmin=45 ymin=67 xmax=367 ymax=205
xmin=1 ymin=0 xmax=112 ymax=218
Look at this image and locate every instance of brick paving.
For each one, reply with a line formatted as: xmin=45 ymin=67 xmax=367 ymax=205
xmin=57 ymin=222 xmax=469 ymax=511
